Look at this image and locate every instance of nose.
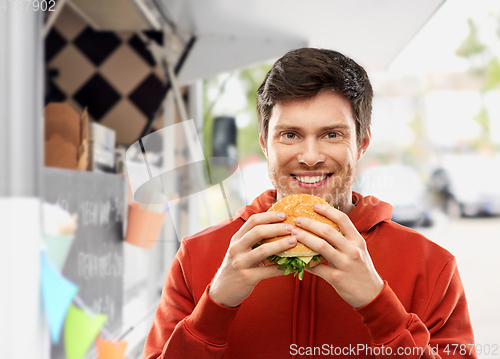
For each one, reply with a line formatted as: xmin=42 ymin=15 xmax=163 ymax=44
xmin=297 ymin=138 xmax=326 ymax=166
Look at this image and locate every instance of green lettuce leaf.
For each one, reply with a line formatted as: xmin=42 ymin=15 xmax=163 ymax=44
xmin=252 ymin=243 xmax=321 ymax=281
xmin=267 ymin=254 xmax=322 ymax=281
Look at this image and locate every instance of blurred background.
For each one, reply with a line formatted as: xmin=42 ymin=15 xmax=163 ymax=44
xmin=203 ymin=0 xmax=500 ymax=354
xmin=1 ymin=0 xmax=499 ymax=358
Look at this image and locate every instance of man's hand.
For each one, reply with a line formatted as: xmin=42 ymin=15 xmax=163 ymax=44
xmin=293 ymin=204 xmax=384 ymax=308
xmin=209 ymin=211 xmax=298 ymax=308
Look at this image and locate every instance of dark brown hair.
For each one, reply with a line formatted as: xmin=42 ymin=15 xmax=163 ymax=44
xmin=257 ymin=48 xmax=373 ymax=147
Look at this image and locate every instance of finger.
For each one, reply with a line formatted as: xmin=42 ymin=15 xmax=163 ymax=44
xmin=229 ymin=221 xmax=293 ymax=265
xmin=244 ymin=236 xmax=297 ymax=267
xmin=245 ymin=222 xmax=295 ymax=248
xmin=232 ymin=221 xmax=294 ymax=257
xmin=290 ymin=228 xmax=343 ymax=266
xmin=232 ymin=211 xmax=286 ymax=243
xmin=294 ymin=216 xmax=349 ymax=252
xmin=250 ymin=263 xmax=293 ymax=282
xmin=306 ymin=261 xmax=339 ymax=281
xmin=312 ymin=204 xmax=362 ymax=244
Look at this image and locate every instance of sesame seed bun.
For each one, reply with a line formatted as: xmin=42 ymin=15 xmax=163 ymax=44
xmin=263 ymin=194 xmax=340 ymax=265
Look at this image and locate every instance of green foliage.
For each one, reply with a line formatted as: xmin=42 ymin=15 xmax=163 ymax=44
xmin=202 ymin=114 xmax=214 ymax=158
xmin=202 ymin=75 xmax=233 ymax=158
xmin=473 ymin=103 xmax=490 ymax=136
xmin=235 ymin=65 xmax=272 ymax=161
xmin=455 ymin=16 xmax=500 ymax=91
xmin=484 ymin=57 xmax=500 ymax=90
xmin=407 ymin=112 xmax=424 ymax=140
xmin=456 ymin=18 xmax=486 ymax=59
xmin=202 ymin=64 xmax=272 ymax=162
xmin=455 ymin=14 xmax=500 ymax=151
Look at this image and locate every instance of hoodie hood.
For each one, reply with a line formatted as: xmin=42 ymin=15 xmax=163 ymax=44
xmin=235 ymin=190 xmax=393 ymax=359
xmin=350 ymin=191 xmax=393 ymax=233
xmin=236 ymin=189 xmax=393 ymax=235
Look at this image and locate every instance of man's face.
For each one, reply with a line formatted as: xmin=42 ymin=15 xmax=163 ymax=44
xmin=259 ymin=91 xmax=370 ymax=212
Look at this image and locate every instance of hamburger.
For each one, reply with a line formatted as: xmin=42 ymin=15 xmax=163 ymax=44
xmin=254 ymin=194 xmax=341 ymax=280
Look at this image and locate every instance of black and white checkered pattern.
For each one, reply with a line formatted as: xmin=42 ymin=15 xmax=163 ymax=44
xmin=45 ymin=6 xmax=166 ymax=145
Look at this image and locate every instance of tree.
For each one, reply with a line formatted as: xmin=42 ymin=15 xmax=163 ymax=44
xmin=456 ymin=15 xmax=500 ymax=151
xmin=235 ymin=65 xmax=272 ymax=162
xmin=202 ymin=64 xmax=272 ymax=162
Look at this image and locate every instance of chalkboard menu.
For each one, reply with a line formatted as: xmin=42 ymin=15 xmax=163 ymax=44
xmin=43 ymin=167 xmax=127 ymax=358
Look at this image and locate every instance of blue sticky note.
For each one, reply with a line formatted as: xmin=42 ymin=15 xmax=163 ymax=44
xmin=40 ymin=251 xmax=78 ymax=344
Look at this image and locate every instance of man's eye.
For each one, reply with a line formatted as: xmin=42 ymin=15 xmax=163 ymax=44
xmin=284 ymin=132 xmax=296 ymax=139
xmin=327 ymin=132 xmax=338 ymax=138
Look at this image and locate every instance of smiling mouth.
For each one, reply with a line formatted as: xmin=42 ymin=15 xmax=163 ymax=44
xmin=291 ymin=173 xmax=333 ymax=184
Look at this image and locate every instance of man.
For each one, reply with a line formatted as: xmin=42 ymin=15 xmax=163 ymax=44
xmin=143 ymin=48 xmax=476 ymax=358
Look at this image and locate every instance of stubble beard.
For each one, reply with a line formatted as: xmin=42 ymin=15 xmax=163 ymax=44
xmin=269 ymin=163 xmax=357 ymax=213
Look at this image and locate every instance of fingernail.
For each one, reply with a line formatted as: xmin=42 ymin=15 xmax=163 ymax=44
xmin=291 ymin=229 xmax=300 ymax=236
xmin=277 ymin=212 xmax=286 ymax=219
xmin=314 ymin=204 xmax=322 ymax=210
xmin=288 ymin=236 xmax=297 ymax=245
xmin=285 ymin=224 xmax=293 ymax=231
xmin=295 ymin=217 xmax=304 ymax=225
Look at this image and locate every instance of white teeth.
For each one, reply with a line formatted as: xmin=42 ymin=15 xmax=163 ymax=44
xmin=295 ymin=175 xmax=327 ymax=183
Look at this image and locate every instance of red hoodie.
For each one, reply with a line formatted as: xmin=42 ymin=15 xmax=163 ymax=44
xmin=143 ymin=190 xmax=476 ymax=358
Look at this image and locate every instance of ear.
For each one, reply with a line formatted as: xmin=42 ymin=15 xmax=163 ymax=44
xmin=357 ymin=126 xmax=371 ymax=161
xmin=259 ymin=128 xmax=268 ymax=159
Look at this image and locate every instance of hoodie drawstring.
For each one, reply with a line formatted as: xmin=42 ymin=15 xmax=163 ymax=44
xmin=292 ymin=274 xmax=317 ymax=359
xmin=309 ymin=275 xmax=316 ymax=359
xmin=291 ymin=276 xmax=300 ymax=359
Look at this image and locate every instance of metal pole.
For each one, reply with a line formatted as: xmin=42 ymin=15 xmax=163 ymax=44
xmin=0 ymin=10 xmax=43 ymax=197
xmin=43 ymin=0 xmax=68 ymax=38
xmin=0 ymin=7 xmax=45 ymax=359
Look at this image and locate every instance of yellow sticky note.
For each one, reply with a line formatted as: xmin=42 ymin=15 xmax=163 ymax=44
xmin=64 ymin=305 xmax=108 ymax=359
xmin=96 ymin=337 xmax=128 ymax=359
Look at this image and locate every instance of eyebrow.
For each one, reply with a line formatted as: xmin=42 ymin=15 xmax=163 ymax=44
xmin=272 ymin=124 xmax=352 ymax=133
